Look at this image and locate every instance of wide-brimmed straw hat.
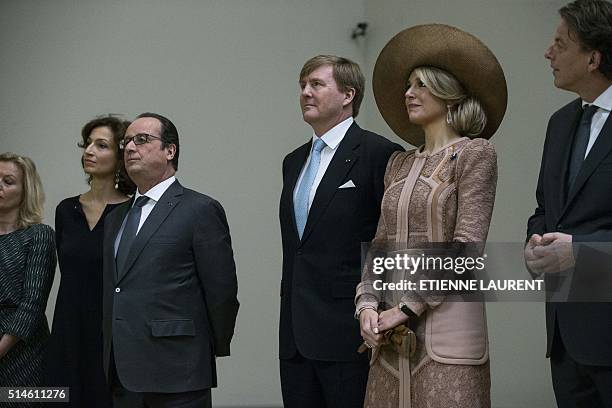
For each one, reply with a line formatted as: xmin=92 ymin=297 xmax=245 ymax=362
xmin=373 ymin=24 xmax=507 ymax=146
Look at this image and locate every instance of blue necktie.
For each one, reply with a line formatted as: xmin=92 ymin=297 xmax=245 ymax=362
xmin=294 ymin=138 xmax=326 ymax=239
xmin=567 ymin=104 xmax=598 ymax=190
xmin=116 ymin=195 xmax=150 ymax=274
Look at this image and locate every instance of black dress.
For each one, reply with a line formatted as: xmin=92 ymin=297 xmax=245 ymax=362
xmin=0 ymin=223 xmax=56 ymax=407
xmin=44 ymin=196 xmax=122 ymax=408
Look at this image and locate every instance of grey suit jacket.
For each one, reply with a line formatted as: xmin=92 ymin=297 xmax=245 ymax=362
xmin=102 ymin=180 xmax=239 ymax=392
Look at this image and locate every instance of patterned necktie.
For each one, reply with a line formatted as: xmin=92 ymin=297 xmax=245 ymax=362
xmin=567 ymin=104 xmax=598 ymax=190
xmin=116 ymin=195 xmax=150 ymax=274
xmin=294 ymin=138 xmax=326 ymax=239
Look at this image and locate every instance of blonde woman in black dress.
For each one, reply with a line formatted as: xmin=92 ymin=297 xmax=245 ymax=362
xmin=0 ymin=152 xmax=56 ymax=402
xmin=44 ymin=116 xmax=134 ymax=407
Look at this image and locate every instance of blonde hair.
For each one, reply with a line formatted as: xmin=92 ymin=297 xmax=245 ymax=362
xmin=0 ymin=152 xmax=45 ymax=229
xmin=412 ymin=66 xmax=487 ymax=138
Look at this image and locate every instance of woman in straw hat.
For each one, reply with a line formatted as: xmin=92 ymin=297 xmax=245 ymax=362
xmin=355 ymin=24 xmax=507 ymax=408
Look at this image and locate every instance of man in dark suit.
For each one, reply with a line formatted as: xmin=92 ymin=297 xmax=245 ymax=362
xmin=525 ymin=0 xmax=612 ymax=406
xmin=278 ymin=55 xmax=403 ymax=407
xmin=102 ymin=112 xmax=239 ymax=408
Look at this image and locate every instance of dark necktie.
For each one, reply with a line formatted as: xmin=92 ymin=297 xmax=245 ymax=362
xmin=116 ymin=195 xmax=150 ymax=274
xmin=567 ymin=104 xmax=598 ymax=190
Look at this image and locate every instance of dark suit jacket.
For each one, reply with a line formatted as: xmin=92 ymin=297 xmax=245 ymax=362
xmin=527 ymin=98 xmax=612 ymax=365
xmin=279 ymin=122 xmax=403 ymax=362
xmin=102 ymin=180 xmax=239 ymax=392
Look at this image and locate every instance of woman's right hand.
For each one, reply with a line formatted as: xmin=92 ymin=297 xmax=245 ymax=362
xmin=0 ymin=333 xmax=19 ymax=360
xmin=359 ymin=309 xmax=382 ymax=347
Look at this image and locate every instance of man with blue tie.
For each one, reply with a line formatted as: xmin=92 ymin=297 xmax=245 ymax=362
xmin=278 ymin=55 xmax=403 ymax=407
xmin=525 ymin=0 xmax=612 ymax=406
xmin=102 ymin=112 xmax=239 ymax=408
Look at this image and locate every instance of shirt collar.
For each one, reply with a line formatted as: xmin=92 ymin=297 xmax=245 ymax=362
xmin=582 ymin=84 xmax=612 ymax=112
xmin=311 ymin=117 xmax=354 ymax=150
xmin=135 ymin=176 xmax=176 ymax=204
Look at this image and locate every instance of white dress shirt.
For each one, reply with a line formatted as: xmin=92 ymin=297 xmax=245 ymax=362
xmin=293 ymin=117 xmax=353 ymax=211
xmin=583 ymin=84 xmax=612 ymax=157
xmin=133 ymin=176 xmax=176 ymax=233
xmin=114 ymin=176 xmax=176 ymax=255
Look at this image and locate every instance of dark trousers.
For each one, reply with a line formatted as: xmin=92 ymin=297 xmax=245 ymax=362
xmin=280 ymin=351 xmax=369 ymax=408
xmin=551 ymin=323 xmax=612 ymax=408
xmin=110 ymin=349 xmax=211 ymax=408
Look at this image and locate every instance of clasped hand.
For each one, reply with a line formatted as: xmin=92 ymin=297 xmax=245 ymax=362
xmin=524 ymin=232 xmax=575 ymax=275
xmin=359 ymin=307 xmax=409 ymax=348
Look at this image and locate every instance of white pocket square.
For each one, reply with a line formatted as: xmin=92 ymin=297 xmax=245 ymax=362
xmin=339 ymin=180 xmax=356 ymax=189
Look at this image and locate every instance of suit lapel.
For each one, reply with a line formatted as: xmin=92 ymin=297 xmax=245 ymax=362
xmin=117 ymin=181 xmax=184 ymax=282
xmin=300 ymin=123 xmax=360 ymax=244
xmin=284 ymin=143 xmax=310 ymax=241
xmin=563 ymin=113 xmax=612 ymax=217
xmin=107 ymin=200 xmax=131 ymax=282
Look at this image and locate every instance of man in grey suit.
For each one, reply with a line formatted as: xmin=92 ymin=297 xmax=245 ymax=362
xmin=102 ymin=112 xmax=239 ymax=408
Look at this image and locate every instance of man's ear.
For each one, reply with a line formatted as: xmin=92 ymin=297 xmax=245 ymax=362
xmin=166 ymin=144 xmax=177 ymax=160
xmin=587 ymin=50 xmax=602 ymax=72
xmin=343 ymin=87 xmax=356 ymax=107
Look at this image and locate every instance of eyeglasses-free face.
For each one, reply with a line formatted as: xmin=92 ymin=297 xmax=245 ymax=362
xmin=119 ymin=133 xmax=162 ymax=150
xmin=0 ymin=161 xmax=24 ymax=215
xmin=82 ymin=126 xmax=120 ymax=178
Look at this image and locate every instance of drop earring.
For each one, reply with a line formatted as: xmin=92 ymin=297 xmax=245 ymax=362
xmin=446 ymin=106 xmax=453 ymax=125
xmin=114 ymin=171 xmax=120 ymax=190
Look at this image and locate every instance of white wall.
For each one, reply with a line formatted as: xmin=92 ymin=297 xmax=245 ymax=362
xmin=1 ymin=0 xmax=580 ymax=406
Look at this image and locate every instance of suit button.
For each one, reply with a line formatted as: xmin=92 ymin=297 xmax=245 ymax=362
xmin=297 ymin=249 xmax=303 ymax=255
xmin=557 ymin=224 xmax=563 ymax=230
xmin=115 ymin=288 xmax=121 ymax=293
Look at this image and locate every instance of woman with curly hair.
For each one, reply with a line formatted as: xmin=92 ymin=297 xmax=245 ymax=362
xmin=44 ymin=115 xmax=135 ymax=407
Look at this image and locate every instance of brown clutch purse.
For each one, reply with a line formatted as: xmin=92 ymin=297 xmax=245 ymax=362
xmin=357 ymin=324 xmax=416 ymax=358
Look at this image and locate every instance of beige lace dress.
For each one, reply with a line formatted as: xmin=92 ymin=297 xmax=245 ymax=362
xmin=356 ymin=137 xmax=497 ymax=408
